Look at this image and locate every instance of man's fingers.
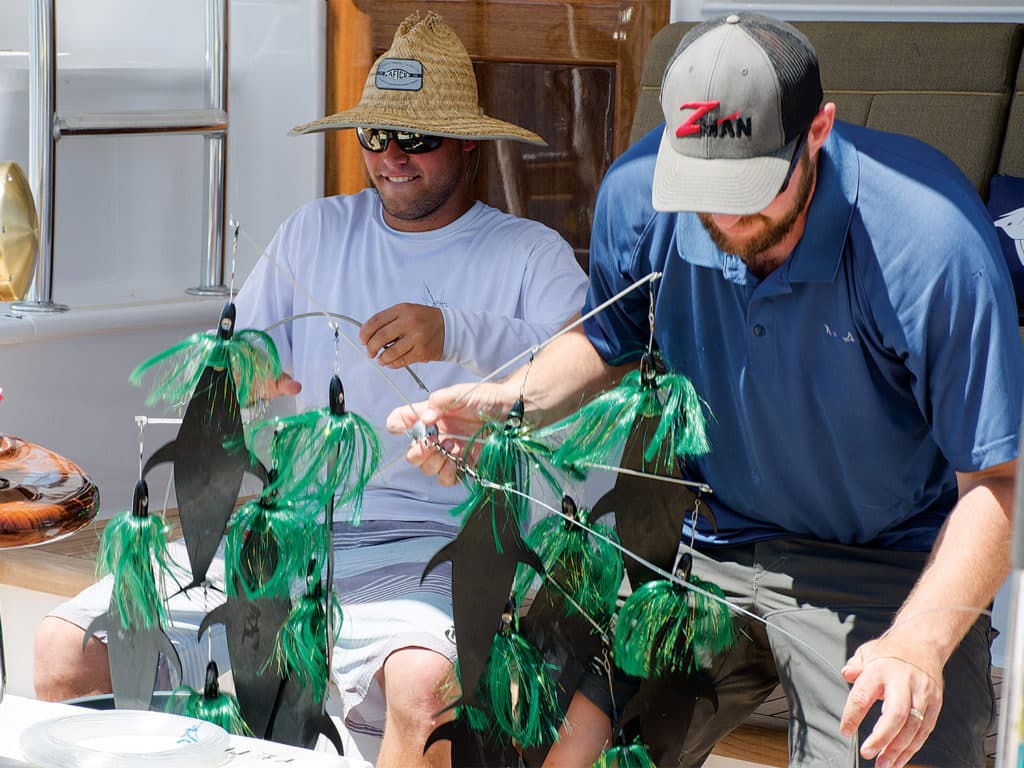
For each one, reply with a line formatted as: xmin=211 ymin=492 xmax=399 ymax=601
xmin=891 ymin=706 xmax=938 ymax=768
xmin=407 ymin=438 xmax=458 ymax=480
xmin=386 ymin=403 xmax=425 ymax=434
xmin=363 ymin=326 xmax=397 ymax=358
xmin=840 ymin=653 xmax=942 ymax=768
xmin=858 ymin=691 xmax=915 ymax=762
xmin=841 ymin=651 xmax=864 ymax=684
xmin=863 ymin=697 xmax=937 ymax=768
xmin=256 ymin=372 xmax=301 ymax=401
xmin=839 ymin=674 xmax=883 ymax=739
xmin=377 ymin=337 xmax=416 ymax=367
xmin=277 ymin=373 xmax=302 ymax=396
xmin=359 ymin=308 xmax=397 ymax=345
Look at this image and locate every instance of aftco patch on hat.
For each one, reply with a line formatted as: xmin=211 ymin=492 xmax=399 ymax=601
xmin=375 ymin=58 xmax=423 ymax=91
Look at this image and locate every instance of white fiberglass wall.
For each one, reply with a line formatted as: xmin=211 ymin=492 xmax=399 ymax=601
xmin=0 ymin=0 xmax=325 ymax=307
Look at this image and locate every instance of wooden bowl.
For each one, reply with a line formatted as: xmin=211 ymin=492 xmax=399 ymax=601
xmin=0 ymin=434 xmax=99 ymax=549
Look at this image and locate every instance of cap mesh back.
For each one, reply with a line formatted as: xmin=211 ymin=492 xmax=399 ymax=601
xmin=742 ymin=16 xmax=823 ymax=141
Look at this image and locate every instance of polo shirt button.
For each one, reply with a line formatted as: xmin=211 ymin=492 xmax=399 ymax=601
xmin=753 ymin=324 xmax=766 ymax=337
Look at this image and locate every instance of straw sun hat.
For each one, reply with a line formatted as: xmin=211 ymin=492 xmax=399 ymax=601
xmin=290 ymin=11 xmax=545 ymax=145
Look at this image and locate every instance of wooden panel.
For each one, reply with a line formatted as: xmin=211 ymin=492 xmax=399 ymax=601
xmin=711 ymin=724 xmax=789 ymax=767
xmin=0 ymin=550 xmax=98 ymax=596
xmin=326 ymin=0 xmax=373 ymax=196
xmin=366 ymin=1 xmax=626 ymax=64
xmin=0 ymin=509 xmax=185 ymax=597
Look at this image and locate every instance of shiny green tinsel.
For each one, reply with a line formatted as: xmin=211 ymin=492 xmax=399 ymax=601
xmin=686 ymin=575 xmax=735 ymax=661
xmin=474 ymin=423 xmax=560 ymax=499
xmin=549 ymin=356 xmax=709 ymax=474
xmin=223 ymin=496 xmax=325 ymax=599
xmin=97 ymin=510 xmax=174 ymax=630
xmin=247 ymin=407 xmax=381 ymax=524
xmin=613 ymin=576 xmax=734 ymax=678
xmin=484 ymin=628 xmax=562 ymax=747
xmin=613 ymin=580 xmax=690 ymax=678
xmin=170 ymin=662 xmax=252 ymax=736
xmin=453 ymin=401 xmax=571 ymax=543
xmin=512 ymin=504 xmax=622 ymax=622
xmin=593 ymin=738 xmax=657 ymax=768
xmin=464 ymin=617 xmax=562 ymax=748
xmin=271 ymin=578 xmax=343 ymax=702
xmin=130 ymin=328 xmax=280 ymax=409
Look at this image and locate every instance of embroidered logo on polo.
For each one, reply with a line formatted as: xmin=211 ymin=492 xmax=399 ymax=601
xmin=824 ymin=323 xmax=857 ymax=343
xmin=676 ymin=100 xmax=752 ymax=139
xmin=375 ymin=58 xmax=423 ymax=91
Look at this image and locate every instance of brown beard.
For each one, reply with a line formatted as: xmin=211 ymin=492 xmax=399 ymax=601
xmin=698 ymin=149 xmax=815 ymax=279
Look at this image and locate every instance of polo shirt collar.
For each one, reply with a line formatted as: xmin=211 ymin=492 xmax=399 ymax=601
xmin=786 ymin=126 xmax=859 ymax=283
xmin=673 ymin=125 xmax=860 ymax=284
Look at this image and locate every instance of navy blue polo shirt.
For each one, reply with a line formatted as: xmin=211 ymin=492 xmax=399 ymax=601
xmin=583 ymin=122 xmax=1024 ymax=550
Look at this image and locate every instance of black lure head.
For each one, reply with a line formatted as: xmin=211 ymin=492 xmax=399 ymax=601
xmin=132 ymin=479 xmax=150 ymax=519
xmin=561 ymin=494 xmax=580 ymax=530
xmin=261 ymin=466 xmax=280 ymax=504
xmin=329 ymin=375 xmax=347 ymax=417
xmin=504 ymin=398 xmax=525 ymax=432
xmin=498 ymin=596 xmax=516 ymax=636
xmin=639 ymin=352 xmax=659 ymax=387
xmin=675 ymin=551 xmax=693 ymax=583
xmin=217 ymin=302 xmax=236 ymax=341
xmin=304 ymin=557 xmax=323 ymax=599
xmin=203 ymin=660 xmax=221 ymax=699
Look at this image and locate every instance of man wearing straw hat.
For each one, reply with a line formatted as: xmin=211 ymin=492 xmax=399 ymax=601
xmin=35 ymin=11 xmax=590 ymax=767
xmin=394 ymin=12 xmax=1024 ymax=768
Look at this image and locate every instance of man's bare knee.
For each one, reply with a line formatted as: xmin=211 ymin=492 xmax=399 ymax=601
xmin=375 ymin=648 xmax=454 ymax=768
xmin=382 ymin=648 xmax=455 ymax=734
xmin=34 ymin=616 xmax=111 ymax=701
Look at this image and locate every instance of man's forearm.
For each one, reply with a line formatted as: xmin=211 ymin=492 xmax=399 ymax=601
xmin=889 ymin=460 xmax=1015 ymax=663
xmin=508 ymin=326 xmax=636 ymax=426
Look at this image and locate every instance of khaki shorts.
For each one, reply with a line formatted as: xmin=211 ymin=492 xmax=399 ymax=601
xmin=638 ymin=537 xmax=996 ymax=768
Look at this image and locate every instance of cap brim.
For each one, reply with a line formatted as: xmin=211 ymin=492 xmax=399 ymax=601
xmin=290 ymin=107 xmax=546 ymax=146
xmin=652 ymin=129 xmax=798 ymax=215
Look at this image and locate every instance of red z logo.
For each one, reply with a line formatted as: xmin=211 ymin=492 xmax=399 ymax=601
xmin=676 ymin=101 xmax=720 ymax=137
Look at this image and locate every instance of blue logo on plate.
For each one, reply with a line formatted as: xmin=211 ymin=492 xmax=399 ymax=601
xmin=376 ymin=58 xmax=423 ymax=91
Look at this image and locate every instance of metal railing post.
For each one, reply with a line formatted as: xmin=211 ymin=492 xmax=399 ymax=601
xmin=188 ymin=0 xmax=229 ymax=296
xmin=13 ymin=0 xmax=231 ymax=310
xmin=12 ymin=0 xmax=67 ymax=313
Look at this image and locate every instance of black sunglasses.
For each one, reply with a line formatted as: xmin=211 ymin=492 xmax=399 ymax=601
xmin=777 ymin=131 xmax=808 ymax=196
xmin=356 ymin=127 xmax=444 ymax=154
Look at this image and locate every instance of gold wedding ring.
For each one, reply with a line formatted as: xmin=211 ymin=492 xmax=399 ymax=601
xmin=909 ymin=707 xmax=925 ymax=721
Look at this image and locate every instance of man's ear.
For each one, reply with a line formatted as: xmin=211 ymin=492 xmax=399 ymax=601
xmin=807 ymin=102 xmax=836 ymax=158
xmin=462 ymin=139 xmax=479 ymax=153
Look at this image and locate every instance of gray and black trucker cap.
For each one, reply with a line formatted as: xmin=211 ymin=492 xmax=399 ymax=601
xmin=652 ymin=13 xmax=823 ymax=215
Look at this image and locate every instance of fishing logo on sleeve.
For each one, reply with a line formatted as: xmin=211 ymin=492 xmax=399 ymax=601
xmin=375 ymin=58 xmax=424 ymax=91
xmin=994 ymin=204 xmax=1024 ymax=268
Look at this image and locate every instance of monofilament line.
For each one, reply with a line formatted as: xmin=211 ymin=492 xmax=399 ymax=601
xmin=447 ymin=271 xmax=663 ymax=412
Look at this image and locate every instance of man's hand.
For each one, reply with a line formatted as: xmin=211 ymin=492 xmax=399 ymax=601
xmin=840 ymin=630 xmax=943 ymax=768
xmin=386 ymin=381 xmax=515 ymax=486
xmin=360 ymin=303 xmax=444 ymax=368
xmin=258 ymin=372 xmax=302 ymax=400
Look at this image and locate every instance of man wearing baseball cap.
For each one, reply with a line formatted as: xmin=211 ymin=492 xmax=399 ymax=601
xmin=36 ymin=11 xmax=589 ymax=767
xmin=394 ymin=12 xmax=1023 ymax=768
